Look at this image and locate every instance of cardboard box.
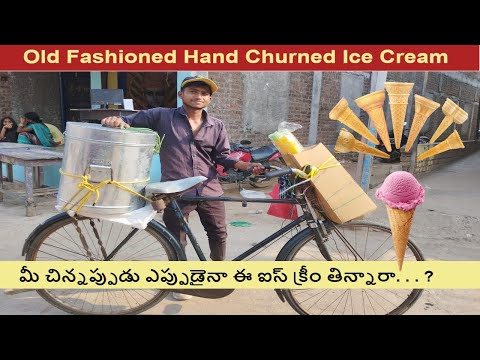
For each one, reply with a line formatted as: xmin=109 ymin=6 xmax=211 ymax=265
xmin=283 ymin=143 xmax=377 ymax=224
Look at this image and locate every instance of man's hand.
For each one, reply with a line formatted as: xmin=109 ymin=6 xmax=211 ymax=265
xmin=234 ymin=161 xmax=265 ymax=175
xmin=101 ymin=116 xmax=130 ymax=129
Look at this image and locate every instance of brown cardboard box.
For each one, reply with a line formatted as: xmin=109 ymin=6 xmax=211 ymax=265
xmin=283 ymin=143 xmax=377 ymax=224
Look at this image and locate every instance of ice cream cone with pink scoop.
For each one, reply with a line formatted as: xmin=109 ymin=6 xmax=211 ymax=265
xmin=376 ymin=171 xmax=425 ymax=271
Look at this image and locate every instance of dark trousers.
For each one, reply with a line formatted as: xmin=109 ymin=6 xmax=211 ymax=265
xmin=163 ymin=199 xmax=227 ymax=261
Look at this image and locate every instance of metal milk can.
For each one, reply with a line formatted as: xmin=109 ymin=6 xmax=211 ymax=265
xmin=56 ymin=122 xmax=158 ymax=217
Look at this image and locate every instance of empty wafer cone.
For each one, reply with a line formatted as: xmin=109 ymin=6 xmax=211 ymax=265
xmin=385 ymin=82 xmax=414 ymax=149
xmin=405 ymin=95 xmax=440 ymax=152
xmin=430 ymin=98 xmax=469 ymax=143
xmin=417 ymin=129 xmax=464 ymax=161
xmin=355 ymin=90 xmax=391 ymax=152
xmin=329 ymin=97 xmax=379 ymax=145
xmin=386 ymin=207 xmax=415 ymax=271
xmin=334 ymin=128 xmax=390 ymax=159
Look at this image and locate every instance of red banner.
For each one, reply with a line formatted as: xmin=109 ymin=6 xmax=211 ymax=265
xmin=0 ymin=45 xmax=478 ymax=71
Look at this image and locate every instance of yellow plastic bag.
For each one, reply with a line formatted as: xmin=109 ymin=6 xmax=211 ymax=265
xmin=45 ymin=123 xmax=64 ymax=146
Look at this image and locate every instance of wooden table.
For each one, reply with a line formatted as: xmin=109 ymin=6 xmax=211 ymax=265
xmin=0 ymin=143 xmax=63 ymax=216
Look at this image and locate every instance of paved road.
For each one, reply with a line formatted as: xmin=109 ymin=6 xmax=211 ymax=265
xmin=1 ymin=151 xmax=479 ymax=315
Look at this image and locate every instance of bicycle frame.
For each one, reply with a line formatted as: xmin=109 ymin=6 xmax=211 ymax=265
xmin=170 ymin=192 xmax=328 ymax=262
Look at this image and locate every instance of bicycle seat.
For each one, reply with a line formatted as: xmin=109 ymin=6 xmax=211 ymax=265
xmin=145 ymin=176 xmax=207 ymax=197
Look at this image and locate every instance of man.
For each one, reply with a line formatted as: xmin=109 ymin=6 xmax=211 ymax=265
xmin=101 ymin=76 xmax=263 ymax=300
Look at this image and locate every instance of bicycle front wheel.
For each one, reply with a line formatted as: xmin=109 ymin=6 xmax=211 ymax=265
xmin=282 ymin=221 xmax=424 ymax=315
xmin=24 ymin=213 xmax=181 ymax=315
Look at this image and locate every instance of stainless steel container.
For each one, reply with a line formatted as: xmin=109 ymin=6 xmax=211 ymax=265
xmin=57 ymin=122 xmax=157 ymax=217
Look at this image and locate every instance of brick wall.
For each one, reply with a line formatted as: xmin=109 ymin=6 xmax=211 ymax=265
xmin=0 ymin=72 xmax=13 ymax=118
xmin=318 ymin=72 xmax=342 ymax=146
xmin=6 ymin=73 xmax=62 ymax=128
xmin=286 ymin=72 xmax=312 ymax=145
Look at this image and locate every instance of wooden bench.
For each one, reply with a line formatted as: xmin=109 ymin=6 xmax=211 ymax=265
xmin=0 ymin=143 xmax=63 ymax=216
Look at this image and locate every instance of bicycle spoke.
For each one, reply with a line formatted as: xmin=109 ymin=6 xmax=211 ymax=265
xmin=25 ymin=215 xmax=178 ymax=315
xmin=283 ymin=221 xmax=424 ymax=315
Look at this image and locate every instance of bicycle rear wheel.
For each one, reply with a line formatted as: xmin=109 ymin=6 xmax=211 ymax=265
xmin=24 ymin=213 xmax=181 ymax=315
xmin=282 ymin=221 xmax=424 ymax=315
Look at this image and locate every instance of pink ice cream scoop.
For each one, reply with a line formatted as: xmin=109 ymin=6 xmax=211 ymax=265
xmin=375 ymin=171 xmax=425 ymax=211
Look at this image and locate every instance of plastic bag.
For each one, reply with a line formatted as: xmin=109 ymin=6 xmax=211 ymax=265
xmin=60 ymin=204 xmax=157 ymax=230
xmin=267 ymin=182 xmax=298 ymax=220
xmin=268 ymin=121 xmax=304 ymax=155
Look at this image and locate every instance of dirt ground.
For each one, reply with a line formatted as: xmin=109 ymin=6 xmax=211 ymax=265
xmin=1 ymin=151 xmax=479 ymax=315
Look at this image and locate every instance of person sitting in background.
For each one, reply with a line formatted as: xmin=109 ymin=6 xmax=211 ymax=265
xmin=0 ymin=116 xmax=19 ymax=143
xmin=44 ymin=123 xmax=64 ymax=146
xmin=17 ymin=112 xmax=56 ymax=147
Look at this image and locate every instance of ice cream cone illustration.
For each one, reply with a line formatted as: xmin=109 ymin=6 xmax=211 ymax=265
xmin=329 ymin=97 xmax=379 ymax=145
xmin=385 ymin=82 xmax=414 ymax=149
xmin=376 ymin=171 xmax=425 ymax=271
xmin=334 ymin=128 xmax=390 ymax=159
xmin=355 ymin=90 xmax=391 ymax=152
xmin=429 ymin=98 xmax=468 ymax=143
xmin=405 ymin=95 xmax=440 ymax=152
xmin=386 ymin=207 xmax=415 ymax=271
xmin=417 ymin=129 xmax=464 ymax=161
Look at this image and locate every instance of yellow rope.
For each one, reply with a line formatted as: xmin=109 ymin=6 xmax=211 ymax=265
xmin=297 ymin=156 xmax=340 ymax=179
xmin=59 ymin=168 xmax=152 ymax=215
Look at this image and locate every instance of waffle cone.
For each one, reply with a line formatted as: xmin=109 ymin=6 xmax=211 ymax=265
xmin=442 ymin=98 xmax=458 ymax=116
xmin=452 ymin=107 xmax=468 ymax=124
xmin=417 ymin=130 xmax=464 ymax=161
xmin=335 ymin=128 xmax=390 ymax=159
xmin=385 ymin=82 xmax=414 ymax=149
xmin=355 ymin=90 xmax=391 ymax=152
xmin=329 ymin=98 xmax=379 ymax=145
xmin=386 ymin=206 xmax=415 ymax=271
xmin=390 ymin=103 xmax=408 ymax=149
xmin=405 ymin=95 xmax=440 ymax=152
xmin=430 ymin=99 xmax=469 ymax=143
xmin=429 ymin=115 xmax=454 ymax=143
xmin=384 ymin=82 xmax=415 ymax=97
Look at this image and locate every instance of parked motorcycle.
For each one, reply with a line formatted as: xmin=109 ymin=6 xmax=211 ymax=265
xmin=216 ymin=140 xmax=283 ymax=188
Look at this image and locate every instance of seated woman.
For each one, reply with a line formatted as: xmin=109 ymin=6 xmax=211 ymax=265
xmin=17 ymin=112 xmax=56 ymax=147
xmin=0 ymin=116 xmax=19 ymax=142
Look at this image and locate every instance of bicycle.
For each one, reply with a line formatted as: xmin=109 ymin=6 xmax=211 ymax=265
xmin=21 ymin=166 xmax=425 ymax=315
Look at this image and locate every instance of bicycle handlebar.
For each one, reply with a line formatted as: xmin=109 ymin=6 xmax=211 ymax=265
xmin=264 ymin=168 xmax=293 ymax=179
xmin=264 ymin=166 xmax=309 ymax=179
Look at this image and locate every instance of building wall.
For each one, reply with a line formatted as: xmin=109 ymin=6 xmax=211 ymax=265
xmin=208 ymin=71 xmax=480 ymax=177
xmin=0 ymin=72 xmax=62 ymax=127
xmin=3 ymin=71 xmax=479 ymax=186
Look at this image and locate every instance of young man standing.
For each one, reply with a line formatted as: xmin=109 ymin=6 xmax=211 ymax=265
xmin=101 ymin=76 xmax=263 ymax=299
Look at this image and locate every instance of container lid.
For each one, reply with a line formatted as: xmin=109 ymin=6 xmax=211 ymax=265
xmin=64 ymin=122 xmax=158 ymax=147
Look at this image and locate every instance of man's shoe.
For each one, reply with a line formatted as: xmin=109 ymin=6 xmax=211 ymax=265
xmin=172 ymin=292 xmax=192 ymax=301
